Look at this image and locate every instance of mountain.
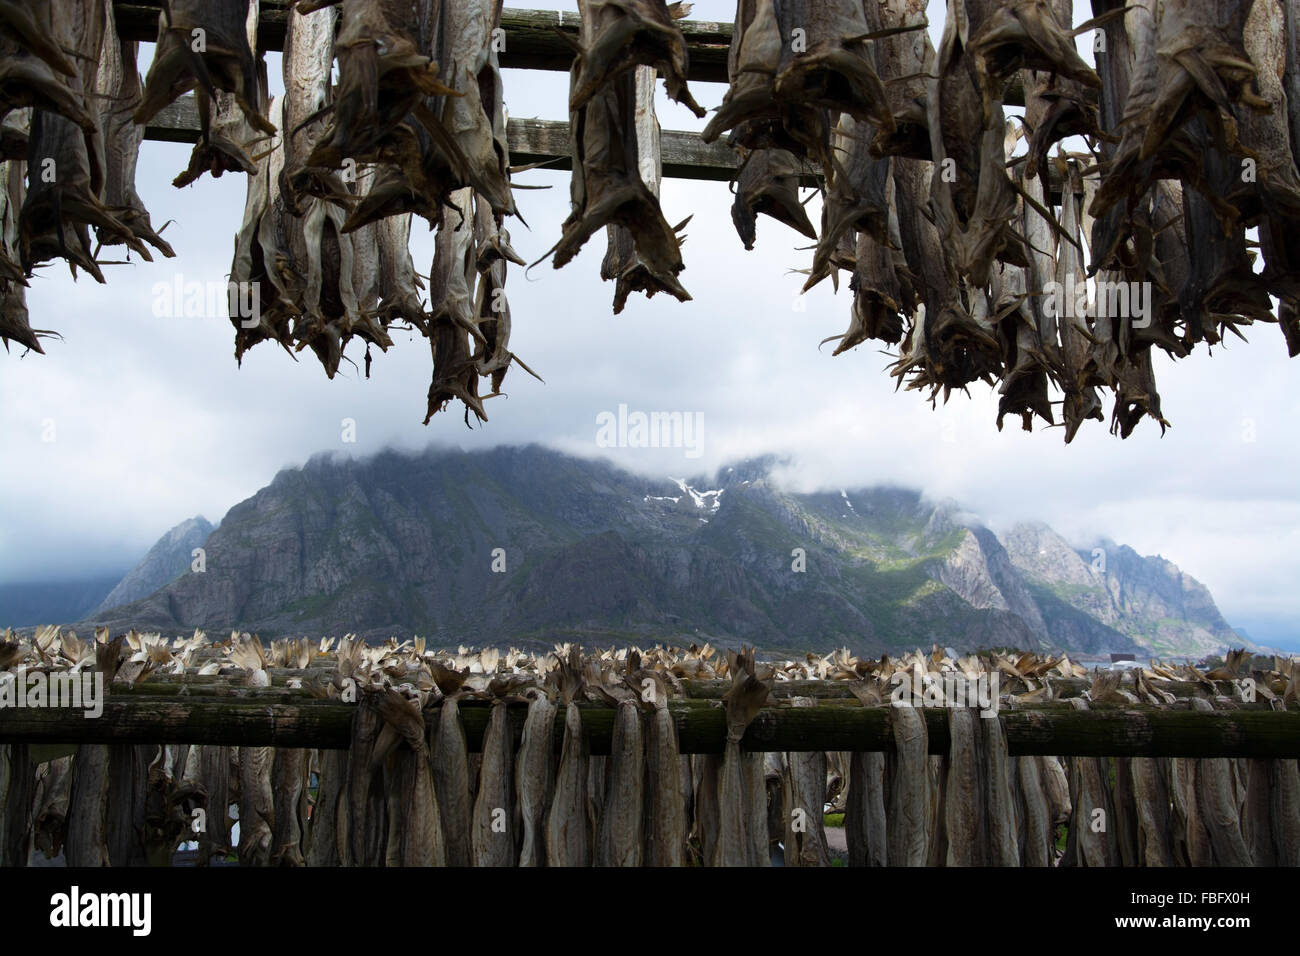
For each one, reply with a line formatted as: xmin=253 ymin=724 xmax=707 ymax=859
xmin=94 ymin=516 xmax=215 ymax=615
xmin=77 ymin=446 xmax=1241 ymax=658
xmin=0 ymin=574 xmax=124 ymax=628
xmin=1001 ymin=523 xmax=1249 ymax=658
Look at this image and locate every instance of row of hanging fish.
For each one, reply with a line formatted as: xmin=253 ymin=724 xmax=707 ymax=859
xmin=703 ymin=0 xmax=1300 ymax=440
xmin=1 ymin=629 xmax=1296 ymax=865
xmin=0 ymin=0 xmax=536 ymax=425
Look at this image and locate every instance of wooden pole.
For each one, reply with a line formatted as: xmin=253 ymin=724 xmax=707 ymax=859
xmin=2 ymin=697 xmax=1296 ymax=757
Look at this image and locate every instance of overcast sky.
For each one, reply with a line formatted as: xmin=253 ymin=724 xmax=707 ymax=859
xmin=1 ymin=1 xmax=1297 ymax=649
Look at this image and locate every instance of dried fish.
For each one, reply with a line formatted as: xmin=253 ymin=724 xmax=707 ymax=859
xmin=431 ymin=694 xmax=473 ymax=867
xmin=425 ymin=187 xmax=486 ymax=423
xmin=596 ymin=696 xmax=643 ymax=866
xmin=570 ymin=0 xmax=703 ymax=118
xmin=642 ymin=683 xmax=685 ymax=866
xmin=135 ymin=0 xmax=274 ymax=142
xmin=599 ymin=67 xmax=690 ymax=313
xmin=546 ymin=649 xmax=592 ymax=866
xmin=1130 ymin=756 xmax=1176 ymax=866
xmin=730 ymin=148 xmax=815 ymax=251
xmin=20 ymin=0 xmax=146 ymax=280
xmin=887 ymin=704 xmax=930 ymax=866
xmin=306 ymin=748 xmax=348 ymax=867
xmin=781 ymin=698 xmax=830 ymax=866
xmin=32 ymin=756 xmax=73 ymax=860
xmin=94 ymin=0 xmax=174 ymax=258
xmin=553 ymin=62 xmax=688 ymax=309
xmin=1187 ymin=698 xmax=1251 ymax=865
xmin=515 ymin=686 xmax=556 ymax=867
xmin=374 ymin=688 xmax=445 ymax=867
xmin=270 ymin=746 xmax=310 ymax=866
xmin=472 ymin=693 xmax=516 ymax=866
xmin=711 ymin=648 xmax=769 ymax=866
xmin=346 ymin=689 xmax=388 ymax=866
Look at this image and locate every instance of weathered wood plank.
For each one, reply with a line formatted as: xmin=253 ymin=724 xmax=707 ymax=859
xmin=3 ymin=697 xmax=1296 ymax=757
xmin=147 ymin=96 xmax=1074 ymax=193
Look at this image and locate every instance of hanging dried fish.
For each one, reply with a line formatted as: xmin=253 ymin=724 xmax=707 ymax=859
xmin=135 ymin=0 xmax=274 ymax=143
xmin=704 ymin=0 xmax=895 ymax=155
xmin=425 ymin=187 xmax=486 ymax=423
xmin=1062 ymin=697 xmax=1120 ymax=866
xmin=346 ymin=688 xmax=388 ymax=866
xmin=32 ymin=756 xmax=73 ymax=860
xmin=546 ymin=649 xmax=592 ymax=866
xmin=472 ymin=689 xmax=517 ymax=866
xmin=711 ymin=648 xmax=769 ymax=867
xmin=229 ymin=95 xmax=294 ymax=360
xmin=374 ymin=688 xmax=445 ymax=867
xmin=886 ymin=703 xmax=930 ymax=866
xmin=0 ymin=742 xmax=31 ymax=866
xmin=780 ymin=698 xmax=830 ymax=866
xmin=94 ymin=0 xmax=174 ymax=258
xmin=553 ymin=63 xmax=689 ymax=309
xmin=307 ymin=0 xmax=462 ymax=229
xmin=270 ymin=745 xmax=310 ymax=866
xmin=643 ymin=672 xmax=686 ymax=867
xmin=515 ymin=685 xmax=556 ymax=867
xmin=431 ymin=693 xmax=473 ymax=868
xmin=1187 ymin=697 xmax=1252 ymax=865
xmin=231 ymin=639 xmax=274 ymax=866
xmin=306 ymin=747 xmax=347 ymax=866
xmin=0 ymin=2 xmax=95 ymax=133
xmin=595 ymin=695 xmax=644 ymax=866
xmin=569 ymin=0 xmax=704 ymax=119
xmin=599 ymin=67 xmax=690 ymax=313
xmin=1130 ymin=756 xmax=1177 ymax=866
xmin=20 ymin=0 xmax=146 ymax=281
xmin=63 ymin=633 xmax=122 ymax=866
xmin=729 ymin=147 xmax=816 ymax=251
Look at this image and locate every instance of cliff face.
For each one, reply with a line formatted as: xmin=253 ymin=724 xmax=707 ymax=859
xmin=78 ymin=447 xmax=1241 ymax=657
xmin=1002 ymin=523 xmax=1247 ymax=657
xmin=94 ymin=516 xmax=214 ymax=615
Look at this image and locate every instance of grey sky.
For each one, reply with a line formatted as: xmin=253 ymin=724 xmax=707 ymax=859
xmin=1 ymin=1 xmax=1297 ymax=648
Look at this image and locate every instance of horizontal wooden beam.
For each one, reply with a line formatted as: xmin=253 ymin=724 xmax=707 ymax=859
xmin=3 ymin=697 xmax=1296 ymax=757
xmin=145 ymin=95 xmax=748 ymax=182
xmin=146 ymin=96 xmax=1075 ymax=193
xmin=111 ymin=3 xmax=1034 ymax=104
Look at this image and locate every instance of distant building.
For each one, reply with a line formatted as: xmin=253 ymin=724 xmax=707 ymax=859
xmin=1110 ymin=653 xmax=1136 ymax=663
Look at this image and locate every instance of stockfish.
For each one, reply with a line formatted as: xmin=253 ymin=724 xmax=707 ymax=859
xmin=710 ymin=648 xmax=769 ymax=866
xmin=546 ymin=649 xmax=592 ymax=866
xmin=595 ymin=694 xmax=644 ymax=866
xmin=135 ymin=0 xmax=274 ymax=142
xmin=431 ymin=694 xmax=473 ymax=867
xmin=63 ymin=633 xmax=122 ymax=867
xmin=374 ymin=688 xmax=445 ymax=867
xmin=515 ymin=685 xmax=556 ymax=866
xmin=94 ymin=0 xmax=174 ymax=257
xmin=886 ymin=703 xmax=930 ymax=866
xmin=781 ymin=698 xmax=830 ymax=866
xmin=472 ymin=688 xmax=517 ymax=866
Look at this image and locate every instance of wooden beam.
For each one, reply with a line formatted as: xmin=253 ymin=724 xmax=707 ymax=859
xmin=145 ymin=96 xmax=1074 ymax=193
xmin=3 ymin=697 xmax=1296 ymax=756
xmin=111 ymin=3 xmax=1035 ymax=104
xmin=145 ymin=95 xmax=751 ymax=183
